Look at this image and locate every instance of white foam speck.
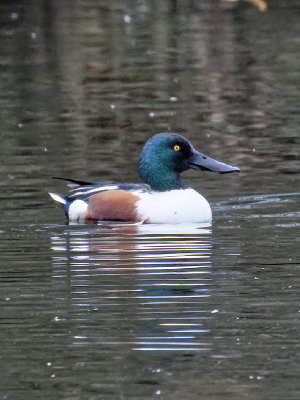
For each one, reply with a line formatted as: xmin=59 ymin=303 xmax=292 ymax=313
xmin=10 ymin=12 xmax=19 ymax=20
xmin=124 ymin=15 xmax=131 ymax=23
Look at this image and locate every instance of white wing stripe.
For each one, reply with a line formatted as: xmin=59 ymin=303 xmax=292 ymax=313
xmin=68 ymin=185 xmax=119 ymax=197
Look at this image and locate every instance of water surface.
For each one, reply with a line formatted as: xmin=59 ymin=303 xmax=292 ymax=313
xmin=0 ymin=1 xmax=299 ymax=399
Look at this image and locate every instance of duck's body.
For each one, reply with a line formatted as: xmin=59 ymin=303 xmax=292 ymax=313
xmin=49 ymin=133 xmax=239 ymax=224
xmin=51 ymin=184 xmax=212 ymax=224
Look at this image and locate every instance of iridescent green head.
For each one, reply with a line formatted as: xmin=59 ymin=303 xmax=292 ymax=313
xmin=137 ymin=132 xmax=240 ymax=192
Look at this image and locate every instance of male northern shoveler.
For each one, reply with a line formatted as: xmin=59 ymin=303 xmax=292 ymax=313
xmin=49 ymin=132 xmax=240 ymax=224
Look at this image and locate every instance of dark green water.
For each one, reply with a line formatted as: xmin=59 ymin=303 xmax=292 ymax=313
xmin=0 ymin=1 xmax=299 ymax=399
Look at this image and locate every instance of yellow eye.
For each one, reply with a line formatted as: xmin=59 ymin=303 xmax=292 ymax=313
xmin=173 ymin=145 xmax=181 ymax=151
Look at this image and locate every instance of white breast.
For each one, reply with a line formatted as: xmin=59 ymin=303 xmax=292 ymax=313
xmin=135 ymin=189 xmax=212 ymax=224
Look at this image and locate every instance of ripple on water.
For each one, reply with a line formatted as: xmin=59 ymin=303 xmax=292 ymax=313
xmin=214 ymin=192 xmax=300 ymax=228
xmin=50 ymin=223 xmax=215 ymax=352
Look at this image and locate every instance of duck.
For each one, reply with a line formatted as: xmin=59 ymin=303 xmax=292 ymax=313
xmin=49 ymin=132 xmax=240 ymax=224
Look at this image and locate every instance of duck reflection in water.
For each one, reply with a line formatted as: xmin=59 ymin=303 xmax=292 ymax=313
xmin=50 ymin=223 xmax=215 ymax=351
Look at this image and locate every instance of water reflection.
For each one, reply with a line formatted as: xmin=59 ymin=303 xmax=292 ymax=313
xmin=50 ymin=224 xmax=217 ymax=351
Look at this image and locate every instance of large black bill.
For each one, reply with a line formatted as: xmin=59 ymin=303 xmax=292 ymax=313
xmin=188 ymin=151 xmax=240 ymax=174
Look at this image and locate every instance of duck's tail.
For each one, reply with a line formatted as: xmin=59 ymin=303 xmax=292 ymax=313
xmin=49 ymin=192 xmax=67 ymax=205
xmin=49 ymin=191 xmax=89 ymax=221
xmin=49 ymin=192 xmax=71 ymax=220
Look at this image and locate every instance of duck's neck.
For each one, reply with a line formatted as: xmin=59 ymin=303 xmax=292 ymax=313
xmin=138 ymin=162 xmax=188 ymax=192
